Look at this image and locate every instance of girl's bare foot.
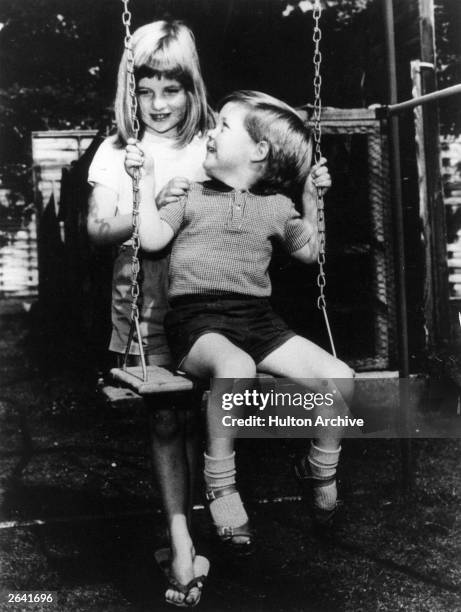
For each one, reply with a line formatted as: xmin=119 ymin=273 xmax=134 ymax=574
xmin=165 ymin=534 xmax=199 ymax=606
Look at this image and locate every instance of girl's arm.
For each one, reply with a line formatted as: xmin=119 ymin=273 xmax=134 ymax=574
xmin=87 ymin=185 xmax=133 ymax=246
xmin=291 ymin=157 xmax=331 ymax=264
xmin=125 ymin=139 xmax=174 ymax=252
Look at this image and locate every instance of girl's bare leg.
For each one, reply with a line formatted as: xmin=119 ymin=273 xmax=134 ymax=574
xmin=148 ymin=405 xmax=201 ymax=605
xmin=183 ymin=393 xmax=201 ymax=524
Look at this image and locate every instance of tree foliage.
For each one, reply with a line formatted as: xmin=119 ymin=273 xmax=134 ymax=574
xmin=0 ymin=0 xmax=459 ymax=189
xmin=435 ymin=0 xmax=461 ymax=135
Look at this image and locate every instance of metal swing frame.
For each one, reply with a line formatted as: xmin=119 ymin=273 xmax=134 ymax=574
xmin=110 ymin=0 xmax=335 ymax=395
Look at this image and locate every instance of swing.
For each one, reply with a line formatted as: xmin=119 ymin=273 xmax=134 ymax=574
xmin=108 ymin=0 xmax=335 ymax=397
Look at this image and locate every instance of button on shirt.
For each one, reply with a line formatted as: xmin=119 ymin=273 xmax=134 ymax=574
xmin=159 ymin=180 xmax=311 ymax=298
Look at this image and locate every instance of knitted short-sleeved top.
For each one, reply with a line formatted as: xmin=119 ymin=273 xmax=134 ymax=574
xmin=159 ymin=180 xmax=311 ymax=299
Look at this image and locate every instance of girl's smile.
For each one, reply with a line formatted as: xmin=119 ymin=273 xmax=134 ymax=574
xmin=136 ymin=75 xmax=187 ymax=138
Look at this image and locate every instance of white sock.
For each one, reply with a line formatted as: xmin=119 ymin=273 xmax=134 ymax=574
xmin=204 ymin=452 xmax=248 ymax=528
xmin=307 ymin=443 xmax=341 ymax=511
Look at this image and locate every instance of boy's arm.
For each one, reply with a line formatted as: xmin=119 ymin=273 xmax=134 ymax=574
xmin=290 ymin=157 xmax=331 ymax=264
xmin=137 ymin=173 xmax=175 ymax=252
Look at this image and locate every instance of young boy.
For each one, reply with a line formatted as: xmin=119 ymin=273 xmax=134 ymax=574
xmin=127 ymin=90 xmax=354 ymax=551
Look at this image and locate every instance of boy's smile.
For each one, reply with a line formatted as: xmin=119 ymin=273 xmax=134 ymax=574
xmin=203 ymin=103 xmax=261 ymax=189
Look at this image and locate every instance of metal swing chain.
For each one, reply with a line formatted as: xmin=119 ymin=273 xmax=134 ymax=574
xmin=121 ymin=0 xmax=148 ymax=380
xmin=312 ymin=0 xmax=336 ymax=357
xmin=119 ymin=0 xmax=334 ymax=375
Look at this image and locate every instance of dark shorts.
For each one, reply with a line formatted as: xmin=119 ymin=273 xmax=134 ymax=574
xmin=164 ymin=295 xmax=296 ymax=369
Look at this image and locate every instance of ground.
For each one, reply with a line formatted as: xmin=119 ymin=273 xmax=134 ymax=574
xmin=0 ymin=301 xmax=460 ymax=612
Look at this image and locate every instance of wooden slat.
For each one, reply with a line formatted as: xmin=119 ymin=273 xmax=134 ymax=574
xmin=104 ymin=370 xmax=400 ymax=403
xmin=110 ymin=366 xmax=195 ymax=395
xmin=101 ymin=385 xmax=142 ymax=402
xmin=0 ymin=216 xmax=38 ymax=298
xmin=32 ymin=130 xmax=98 ymax=208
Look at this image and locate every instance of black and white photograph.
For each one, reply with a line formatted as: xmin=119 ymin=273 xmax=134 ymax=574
xmin=0 ymin=1 xmax=460 ymax=610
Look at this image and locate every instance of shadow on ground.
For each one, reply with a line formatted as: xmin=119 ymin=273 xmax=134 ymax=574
xmin=0 ymin=301 xmax=460 ymax=611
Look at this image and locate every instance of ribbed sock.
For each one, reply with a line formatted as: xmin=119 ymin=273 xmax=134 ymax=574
xmin=307 ymin=443 xmax=341 ymax=511
xmin=204 ymin=452 xmax=248 ymax=529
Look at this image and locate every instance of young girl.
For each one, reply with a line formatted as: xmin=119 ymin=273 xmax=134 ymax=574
xmin=126 ymin=91 xmax=352 ymax=558
xmin=87 ymin=21 xmax=214 ymax=608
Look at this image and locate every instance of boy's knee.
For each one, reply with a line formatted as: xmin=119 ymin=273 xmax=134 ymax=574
xmin=338 ymin=362 xmax=355 ymax=380
xmin=216 ymin=353 xmax=256 ymax=378
xmin=149 ymin=408 xmax=181 ymax=440
xmin=333 ymin=362 xmax=355 ymax=400
xmin=327 ymin=358 xmax=354 ymax=380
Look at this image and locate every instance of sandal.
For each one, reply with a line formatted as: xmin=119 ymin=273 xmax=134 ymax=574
xmin=155 ymin=548 xmax=210 ymax=608
xmin=294 ymin=458 xmax=344 ymax=529
xmin=206 ymin=485 xmax=255 ymax=555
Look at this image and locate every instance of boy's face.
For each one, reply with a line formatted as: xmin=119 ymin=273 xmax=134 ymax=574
xmin=203 ymin=103 xmax=257 ymax=183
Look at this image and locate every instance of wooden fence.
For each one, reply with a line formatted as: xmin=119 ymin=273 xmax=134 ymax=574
xmin=32 ymin=130 xmax=97 ymax=208
xmin=441 ymin=137 xmax=461 ymax=300
xmin=31 ymin=129 xmax=113 ymax=369
xmin=0 ymin=132 xmax=97 ymax=304
xmin=0 ymin=215 xmax=38 ymax=299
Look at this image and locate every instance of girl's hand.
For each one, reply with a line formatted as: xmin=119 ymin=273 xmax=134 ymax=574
xmin=304 ymin=157 xmax=332 ymax=197
xmin=124 ymin=137 xmax=155 ymax=179
xmin=156 ymin=177 xmax=191 ymax=207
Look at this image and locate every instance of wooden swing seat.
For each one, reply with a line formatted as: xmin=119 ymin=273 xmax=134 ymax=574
xmin=106 ymin=367 xmax=400 ymax=401
xmin=110 ymin=365 xmax=195 ymax=395
xmin=105 ymin=366 xmax=277 ymax=402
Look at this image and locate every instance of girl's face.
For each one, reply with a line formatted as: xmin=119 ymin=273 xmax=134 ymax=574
xmin=136 ymin=75 xmax=188 ymax=138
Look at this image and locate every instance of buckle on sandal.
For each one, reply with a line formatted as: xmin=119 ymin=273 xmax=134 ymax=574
xmin=205 ymin=489 xmax=217 ymax=501
xmin=218 ymin=526 xmax=235 ymax=537
xmin=205 ymin=485 xmax=237 ymax=502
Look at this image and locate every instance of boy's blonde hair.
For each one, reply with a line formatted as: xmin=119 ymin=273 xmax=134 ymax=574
xmin=219 ymin=91 xmax=313 ymax=194
xmin=115 ymin=20 xmax=214 ymax=147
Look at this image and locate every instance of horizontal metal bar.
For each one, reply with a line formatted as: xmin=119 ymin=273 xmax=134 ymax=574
xmin=388 ymin=83 xmax=461 ymax=115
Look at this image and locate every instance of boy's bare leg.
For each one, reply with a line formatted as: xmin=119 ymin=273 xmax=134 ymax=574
xmin=182 ymin=332 xmax=257 ymax=455
xmin=182 ymin=333 xmax=256 ymax=546
xmin=257 ymin=335 xmax=354 ymax=517
xmin=257 ymin=334 xmax=354 ymax=442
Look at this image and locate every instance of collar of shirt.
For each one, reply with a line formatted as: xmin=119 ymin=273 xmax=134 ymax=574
xmin=202 ymin=178 xmax=276 ymax=197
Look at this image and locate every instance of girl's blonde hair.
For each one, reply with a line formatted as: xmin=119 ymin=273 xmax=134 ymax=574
xmin=115 ymin=20 xmax=214 ymax=147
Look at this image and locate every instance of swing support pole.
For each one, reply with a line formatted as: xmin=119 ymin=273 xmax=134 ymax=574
xmin=376 ymin=83 xmax=461 ymax=116
xmin=383 ymin=0 xmax=409 ymax=379
xmin=383 ymin=0 xmax=413 ymax=492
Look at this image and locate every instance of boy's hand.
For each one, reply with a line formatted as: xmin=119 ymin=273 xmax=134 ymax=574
xmin=304 ymin=157 xmax=332 ymax=198
xmin=156 ymin=177 xmax=191 ymax=207
xmin=124 ymin=137 xmax=155 ymax=179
